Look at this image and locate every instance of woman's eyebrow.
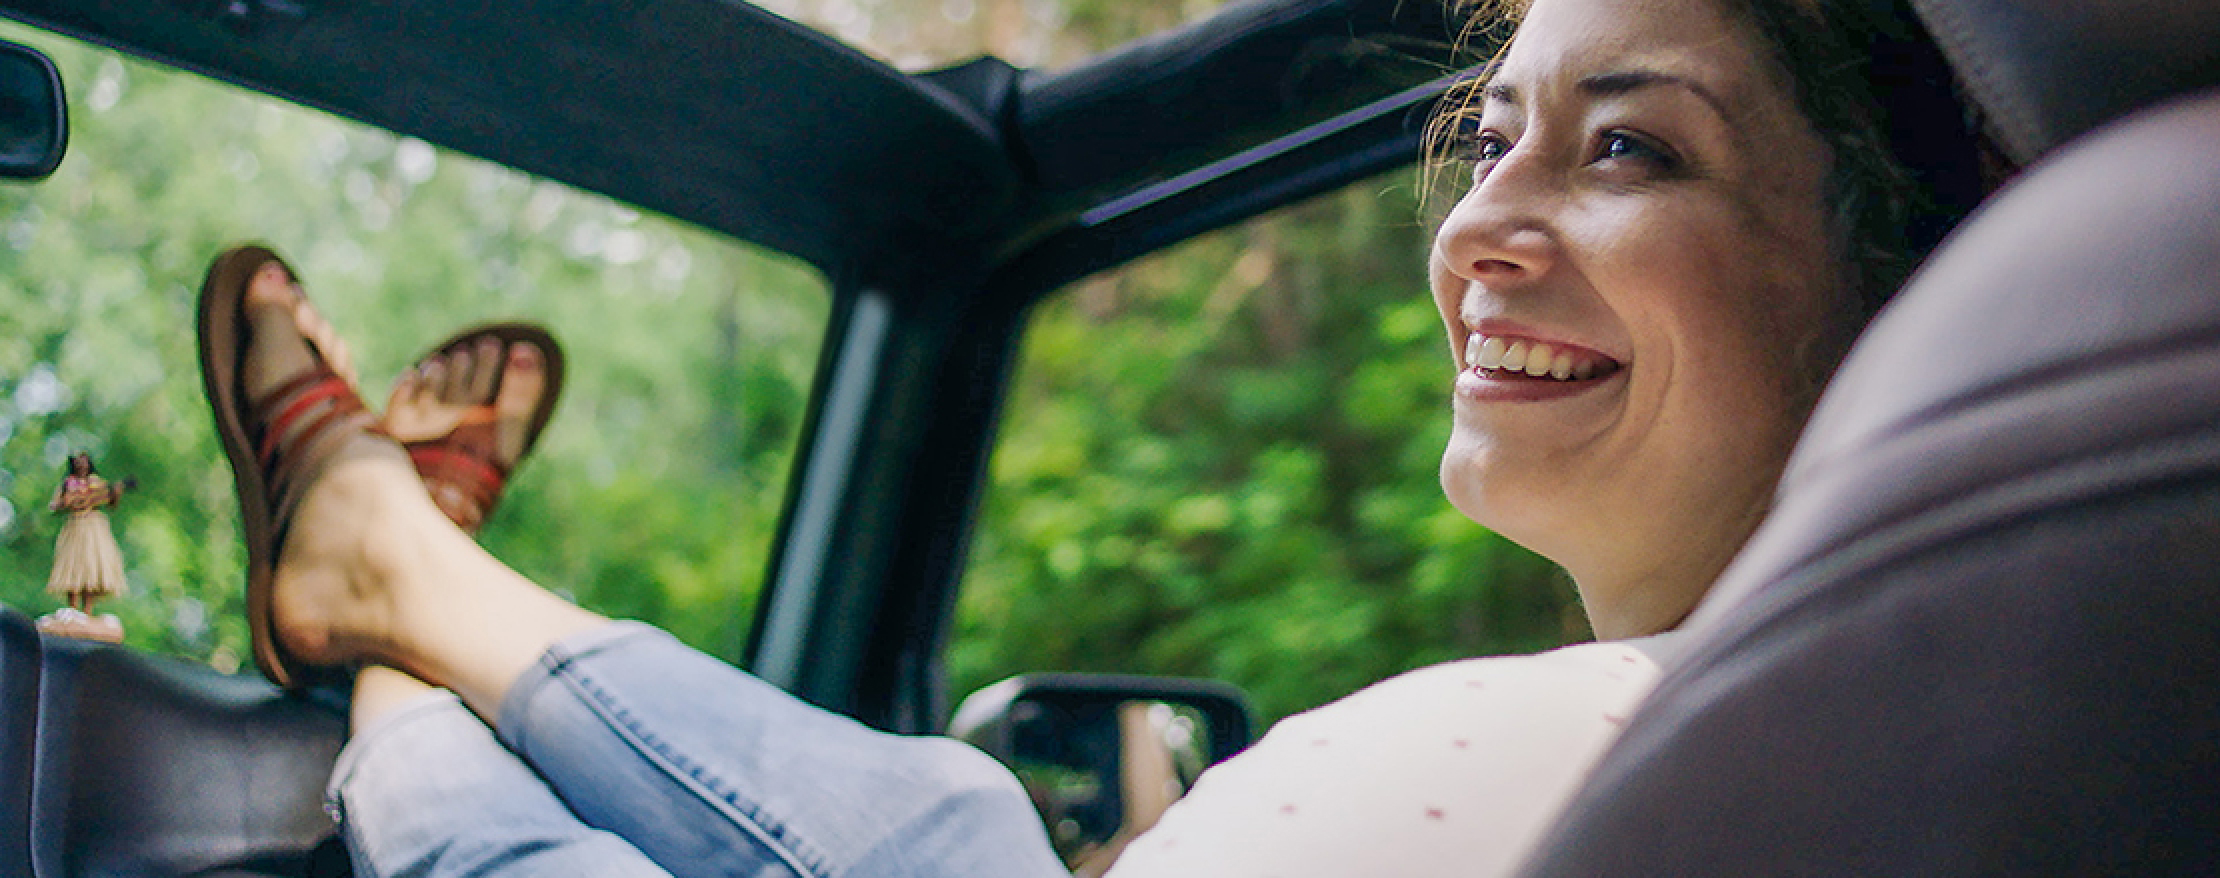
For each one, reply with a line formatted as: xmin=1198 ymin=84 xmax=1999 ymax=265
xmin=1579 ymin=70 xmax=1733 ymax=121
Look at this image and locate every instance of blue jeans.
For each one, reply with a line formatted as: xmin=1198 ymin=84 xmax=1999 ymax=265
xmin=326 ymin=622 xmax=1067 ymax=877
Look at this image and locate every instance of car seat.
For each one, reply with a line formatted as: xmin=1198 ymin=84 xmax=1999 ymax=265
xmin=1518 ymin=0 xmax=2220 ymax=874
xmin=0 ymin=609 xmax=42 ymax=875
xmin=28 ymin=633 xmax=348 ymax=876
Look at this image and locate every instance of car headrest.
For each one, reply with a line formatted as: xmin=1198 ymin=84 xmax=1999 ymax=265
xmin=1912 ymin=0 xmax=2220 ymax=163
xmin=1701 ymin=86 xmax=2220 ymax=626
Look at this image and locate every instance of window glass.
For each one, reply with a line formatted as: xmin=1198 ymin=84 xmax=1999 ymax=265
xmin=955 ymin=176 xmax=1586 ymax=725
xmin=0 ymin=26 xmax=829 ymax=672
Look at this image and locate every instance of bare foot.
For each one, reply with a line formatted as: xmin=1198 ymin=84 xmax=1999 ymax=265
xmin=383 ymin=335 xmax=495 ymax=443
xmin=243 ymin=262 xmax=360 ymax=392
xmin=384 ymin=334 xmax=551 ymax=531
xmin=227 ymin=265 xmax=600 ymax=711
xmin=386 ymin=336 xmax=548 ymax=459
xmin=236 ymin=261 xmax=431 ymax=670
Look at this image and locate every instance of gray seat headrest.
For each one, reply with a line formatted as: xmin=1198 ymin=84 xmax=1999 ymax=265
xmin=1913 ymin=0 xmax=2220 ymax=163
xmin=1696 ymin=86 xmax=2220 ymax=630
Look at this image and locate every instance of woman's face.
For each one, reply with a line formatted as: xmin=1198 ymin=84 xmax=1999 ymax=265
xmin=1431 ymin=0 xmax=1849 ymax=638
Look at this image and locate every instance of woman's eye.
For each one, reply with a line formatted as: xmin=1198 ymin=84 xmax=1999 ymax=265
xmin=1474 ymin=134 xmax=1510 ymax=162
xmin=1446 ymin=116 xmax=1509 ymax=164
xmin=1594 ymin=130 xmax=1674 ymax=167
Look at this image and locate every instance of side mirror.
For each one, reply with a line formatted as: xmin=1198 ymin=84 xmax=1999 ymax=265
xmin=0 ymin=39 xmax=65 ymax=180
xmin=950 ymin=673 xmax=1253 ymax=875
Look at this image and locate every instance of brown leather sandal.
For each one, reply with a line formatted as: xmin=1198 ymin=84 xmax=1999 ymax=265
xmin=391 ymin=324 xmax=564 ymax=535
xmin=198 ymin=244 xmax=385 ymax=689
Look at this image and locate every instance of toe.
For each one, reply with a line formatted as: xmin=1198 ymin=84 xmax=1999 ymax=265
xmin=240 ymin=282 xmax=320 ymax=403
xmin=418 ymin=358 xmax=452 ymax=408
xmin=466 ymin=336 xmax=503 ymax=405
xmin=381 ymin=355 xmax=469 ymax=444
xmin=243 ymin=262 xmax=299 ymax=311
xmin=295 ymin=304 xmax=358 ymax=391
xmin=492 ymin=341 xmax=547 ymax=465
xmin=386 ymin=365 xmax=421 ymax=415
xmin=439 ymin=345 xmax=475 ymax=404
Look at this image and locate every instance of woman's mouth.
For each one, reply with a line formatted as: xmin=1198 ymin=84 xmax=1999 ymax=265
xmin=1463 ymin=333 xmax=1623 ymax=382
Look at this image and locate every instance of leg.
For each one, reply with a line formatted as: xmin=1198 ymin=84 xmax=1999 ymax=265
xmin=242 ymin=258 xmax=598 ymax=713
xmin=495 ymin=624 xmax=1067 ymax=878
xmin=230 ymin=265 xmax=1059 ymax=876
xmin=336 ymin=668 xmax=675 ymax=878
xmin=385 ymin=327 xmax=561 ymax=534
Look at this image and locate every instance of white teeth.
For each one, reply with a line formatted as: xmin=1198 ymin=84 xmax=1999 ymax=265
xmin=1466 ymin=333 xmax=1611 ymax=381
xmin=1500 ymin=340 xmax=1529 ymax=372
xmin=1475 ymin=336 xmax=1507 ymax=370
xmin=1523 ymin=344 xmax=1556 ymax=377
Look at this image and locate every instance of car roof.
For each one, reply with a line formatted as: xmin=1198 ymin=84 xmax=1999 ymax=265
xmin=1 ymin=0 xmax=1461 ymax=297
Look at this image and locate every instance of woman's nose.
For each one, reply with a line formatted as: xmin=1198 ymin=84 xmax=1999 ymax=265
xmin=1433 ymin=149 xmax=1559 ymax=285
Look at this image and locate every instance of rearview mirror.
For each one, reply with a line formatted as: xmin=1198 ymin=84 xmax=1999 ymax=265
xmin=0 ymin=39 xmax=65 ymax=180
xmin=950 ymin=673 xmax=1253 ymax=875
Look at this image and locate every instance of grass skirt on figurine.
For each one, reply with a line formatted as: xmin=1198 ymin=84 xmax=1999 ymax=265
xmin=48 ymin=508 xmax=127 ymax=599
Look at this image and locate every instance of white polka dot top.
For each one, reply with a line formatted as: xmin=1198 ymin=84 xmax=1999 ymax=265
xmin=1104 ymin=633 xmax=1681 ymax=878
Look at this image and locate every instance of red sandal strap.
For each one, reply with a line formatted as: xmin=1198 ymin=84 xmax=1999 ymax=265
xmin=269 ymin=407 xmax=380 ymax=525
xmin=257 ymin=375 xmax=359 ymax=467
xmin=245 ymin=365 xmax=382 ymax=528
xmin=247 ymin=368 xmax=328 ymax=418
xmin=408 ymin=445 xmax=507 ymax=510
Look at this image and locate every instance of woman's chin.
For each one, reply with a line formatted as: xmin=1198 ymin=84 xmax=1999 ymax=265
xmin=1440 ymin=448 xmax=1572 ymax=556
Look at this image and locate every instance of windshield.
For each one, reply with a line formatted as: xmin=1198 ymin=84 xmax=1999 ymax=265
xmin=0 ymin=24 xmax=830 ymax=671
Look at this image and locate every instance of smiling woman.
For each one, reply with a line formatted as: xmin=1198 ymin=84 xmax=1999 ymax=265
xmin=1427 ymin=0 xmax=1989 ymax=645
xmin=1101 ymin=0 xmax=1994 ymax=873
xmin=99 ymin=0 xmax=1992 ymax=875
xmin=1432 ymin=0 xmax=1851 ymax=640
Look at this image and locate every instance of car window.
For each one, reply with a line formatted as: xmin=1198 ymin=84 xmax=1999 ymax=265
xmin=954 ymin=175 xmax=1589 ymax=725
xmin=0 ymin=25 xmax=829 ymax=672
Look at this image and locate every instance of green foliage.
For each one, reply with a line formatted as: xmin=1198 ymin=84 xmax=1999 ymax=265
xmin=954 ymin=182 xmax=1584 ymax=725
xmin=0 ymin=26 xmax=827 ymax=671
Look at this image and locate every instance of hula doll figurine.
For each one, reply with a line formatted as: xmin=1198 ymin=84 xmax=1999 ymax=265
xmin=39 ymin=451 xmax=130 ymax=642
